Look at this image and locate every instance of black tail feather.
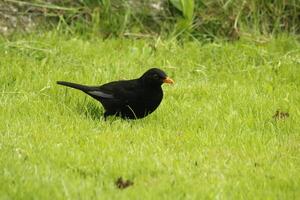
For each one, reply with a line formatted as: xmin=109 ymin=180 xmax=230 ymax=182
xmin=57 ymin=81 xmax=92 ymax=92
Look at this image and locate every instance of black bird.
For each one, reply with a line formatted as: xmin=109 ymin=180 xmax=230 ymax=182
xmin=57 ymin=68 xmax=174 ymax=119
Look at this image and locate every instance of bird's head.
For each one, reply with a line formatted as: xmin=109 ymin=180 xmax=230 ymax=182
xmin=140 ymin=68 xmax=174 ymax=87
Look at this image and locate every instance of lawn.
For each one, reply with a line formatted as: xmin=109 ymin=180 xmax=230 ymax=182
xmin=0 ymin=32 xmax=300 ymax=199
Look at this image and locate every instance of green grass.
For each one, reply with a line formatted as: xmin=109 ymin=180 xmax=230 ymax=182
xmin=0 ymin=32 xmax=300 ymax=199
xmin=4 ymin=0 xmax=299 ymax=40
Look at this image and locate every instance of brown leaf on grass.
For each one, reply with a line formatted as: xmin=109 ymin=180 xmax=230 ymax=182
xmin=273 ymin=110 xmax=289 ymax=120
xmin=115 ymin=177 xmax=133 ymax=189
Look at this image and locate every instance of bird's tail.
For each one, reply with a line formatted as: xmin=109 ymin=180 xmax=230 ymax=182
xmin=57 ymin=81 xmax=92 ymax=92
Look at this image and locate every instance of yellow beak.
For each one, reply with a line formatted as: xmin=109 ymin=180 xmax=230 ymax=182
xmin=163 ymin=77 xmax=174 ymax=84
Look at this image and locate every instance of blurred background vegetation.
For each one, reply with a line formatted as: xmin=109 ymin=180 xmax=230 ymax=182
xmin=1 ymin=0 xmax=299 ymax=41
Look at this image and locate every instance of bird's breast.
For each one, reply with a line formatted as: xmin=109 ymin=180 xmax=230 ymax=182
xmin=140 ymin=88 xmax=163 ymax=110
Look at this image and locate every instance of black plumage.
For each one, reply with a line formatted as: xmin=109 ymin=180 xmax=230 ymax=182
xmin=57 ymin=68 xmax=174 ymax=119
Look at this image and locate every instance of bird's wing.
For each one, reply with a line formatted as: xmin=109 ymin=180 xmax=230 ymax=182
xmin=86 ymin=90 xmax=114 ymax=99
xmin=97 ymin=80 xmax=141 ymax=103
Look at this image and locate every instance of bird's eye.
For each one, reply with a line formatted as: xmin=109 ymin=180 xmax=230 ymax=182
xmin=153 ymin=74 xmax=159 ymax=79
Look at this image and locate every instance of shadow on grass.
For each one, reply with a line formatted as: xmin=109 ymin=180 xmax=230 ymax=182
xmin=76 ymin=101 xmax=104 ymax=121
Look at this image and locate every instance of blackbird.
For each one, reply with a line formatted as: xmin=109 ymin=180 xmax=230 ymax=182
xmin=57 ymin=68 xmax=174 ymax=119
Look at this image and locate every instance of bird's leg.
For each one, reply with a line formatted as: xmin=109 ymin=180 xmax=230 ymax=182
xmin=104 ymin=110 xmax=116 ymax=120
xmin=104 ymin=112 xmax=109 ymax=120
